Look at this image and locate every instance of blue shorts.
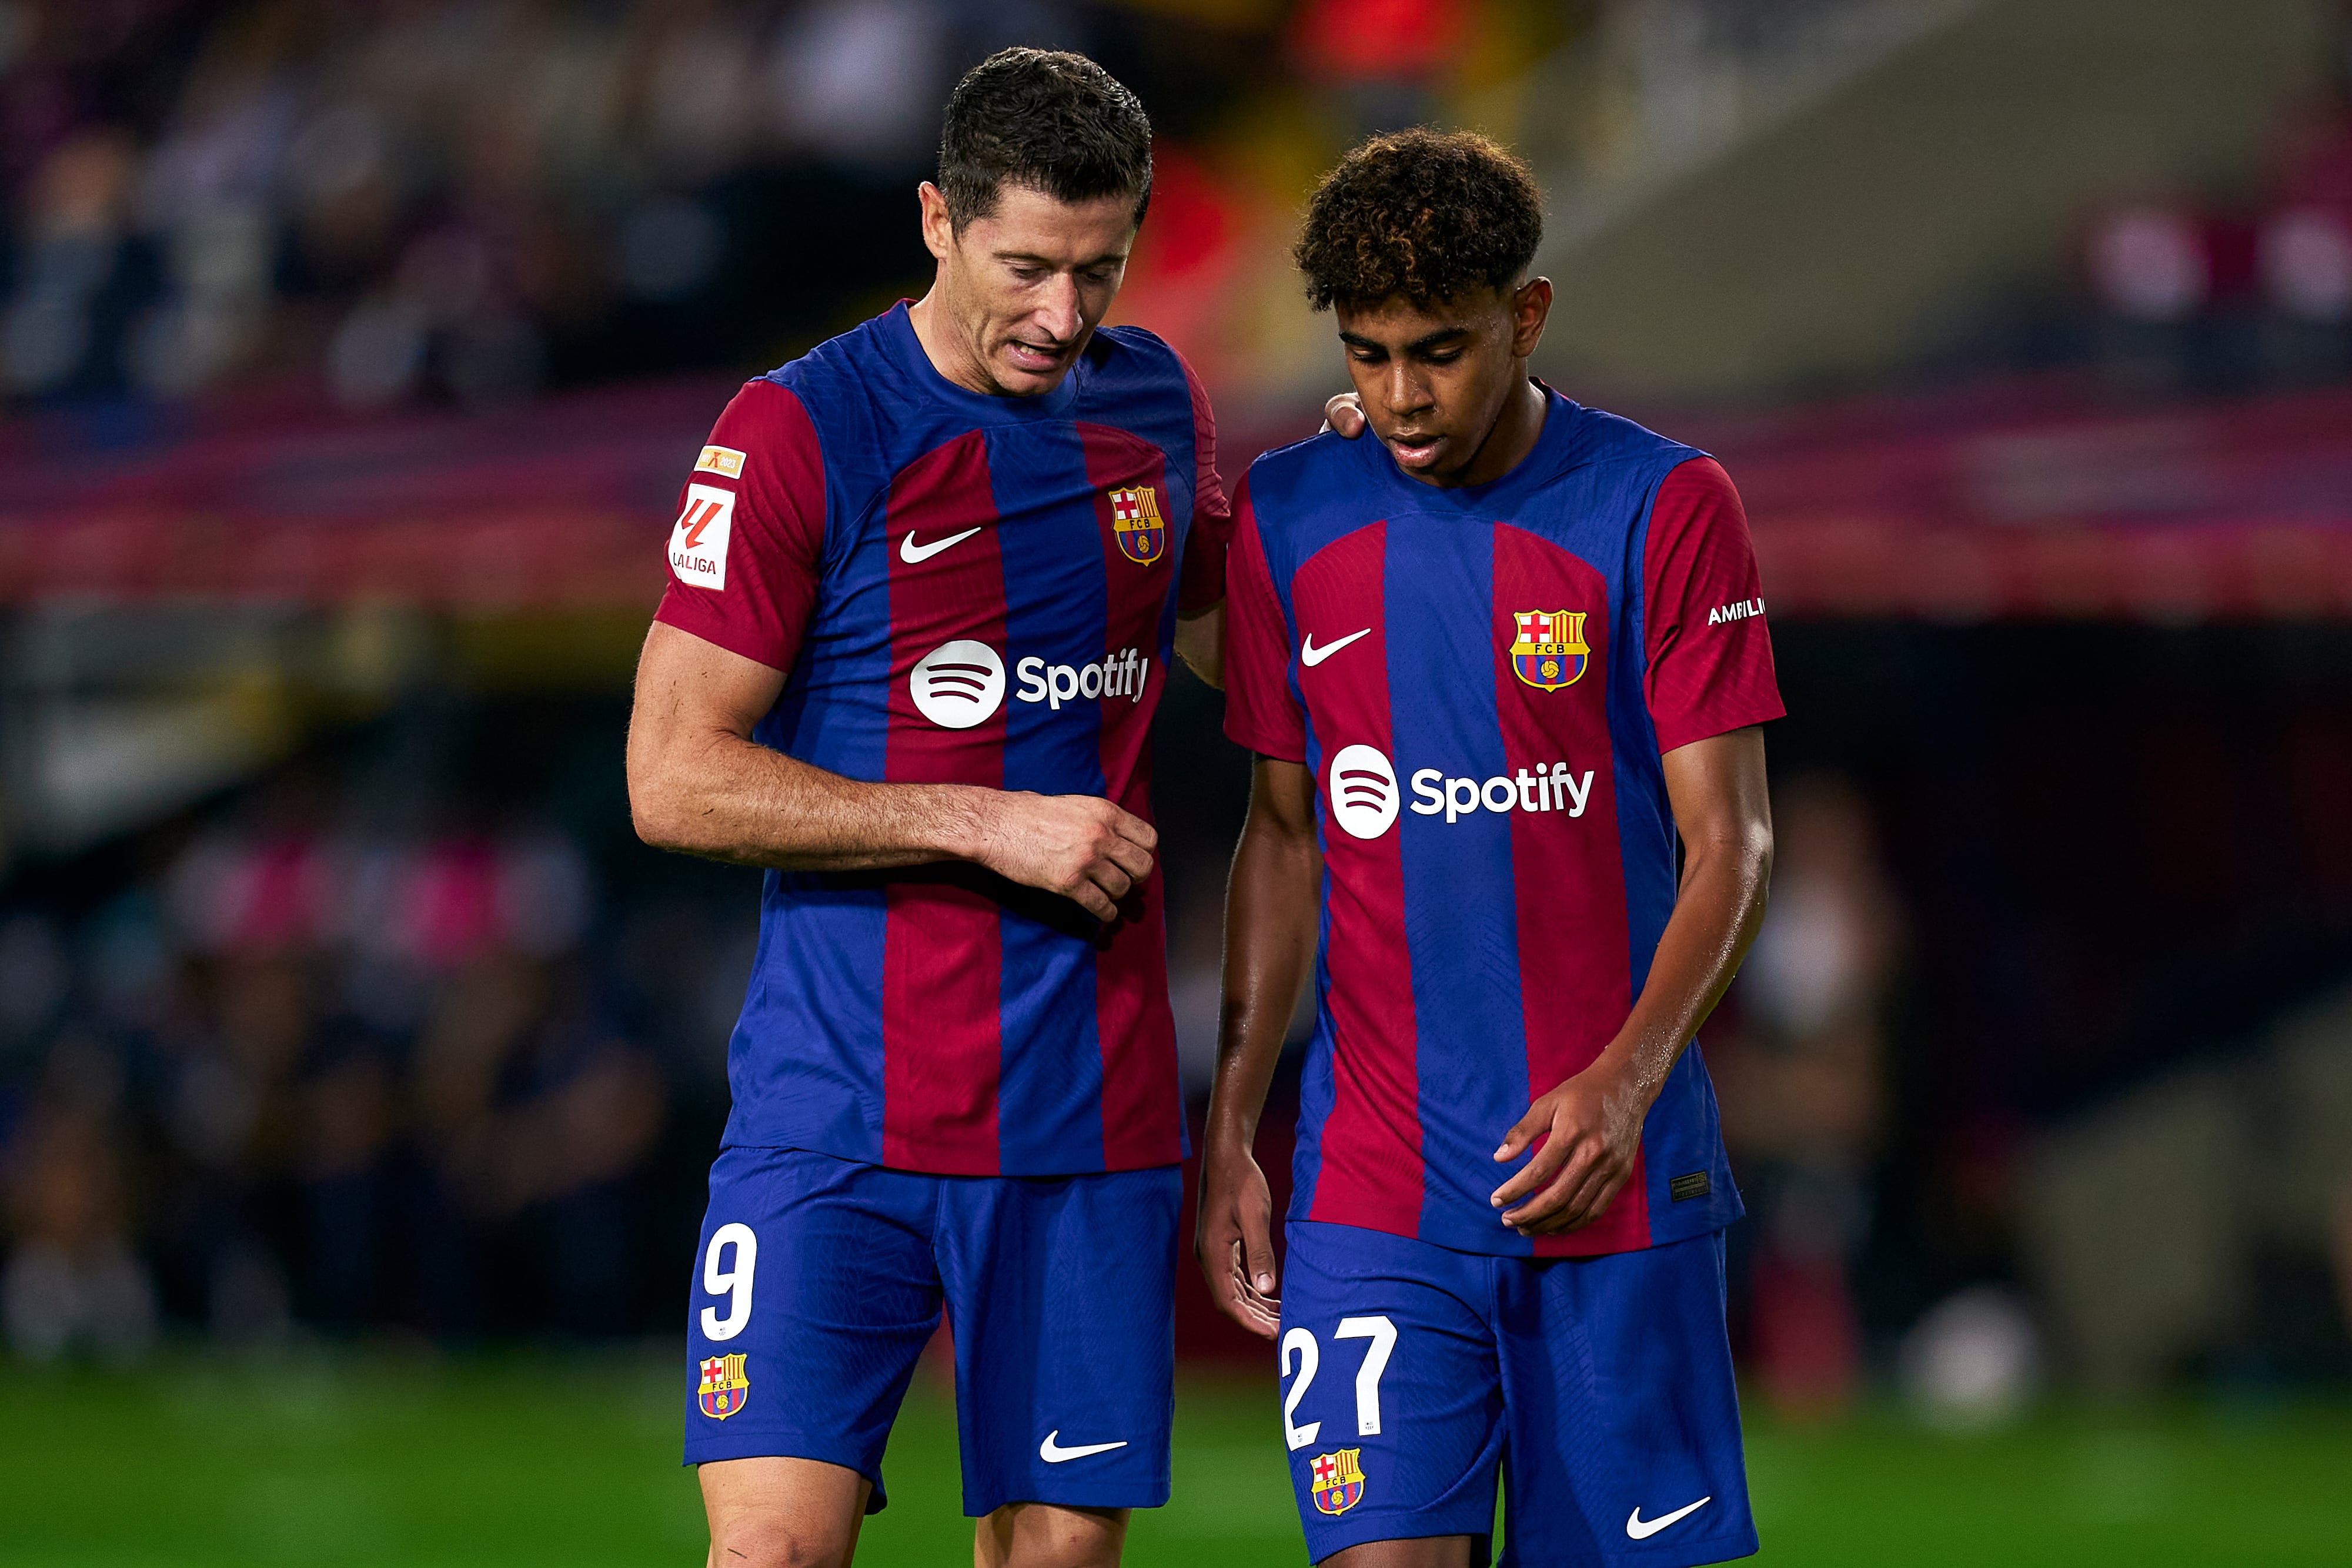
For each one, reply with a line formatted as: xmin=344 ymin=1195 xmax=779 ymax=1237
xmin=1278 ymin=1222 xmax=1756 ymax=1567
xmin=683 ymin=1146 xmax=1178 ymax=1517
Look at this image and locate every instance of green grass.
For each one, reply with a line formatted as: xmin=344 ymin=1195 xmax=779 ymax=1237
xmin=2 ymin=1354 xmax=2347 ymax=1565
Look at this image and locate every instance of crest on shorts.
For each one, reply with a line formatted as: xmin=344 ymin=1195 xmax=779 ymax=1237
xmin=698 ymin=1353 xmax=749 ymax=1420
xmin=1509 ymin=609 xmax=1590 ymax=691
xmin=1108 ymin=486 xmax=1165 ymax=565
xmin=1309 ymin=1448 xmax=1365 ymax=1515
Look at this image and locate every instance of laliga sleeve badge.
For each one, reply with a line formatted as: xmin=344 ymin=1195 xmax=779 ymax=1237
xmin=1107 ymin=486 xmax=1165 ymax=564
xmin=1309 ymin=1449 xmax=1365 ymax=1515
xmin=1509 ymin=609 xmax=1590 ymax=691
xmin=670 ymin=484 xmax=736 ymax=590
xmin=698 ymin=1353 xmax=749 ymax=1419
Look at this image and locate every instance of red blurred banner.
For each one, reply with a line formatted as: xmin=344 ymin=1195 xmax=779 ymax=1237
xmin=5 ymin=377 xmax=2352 ymax=620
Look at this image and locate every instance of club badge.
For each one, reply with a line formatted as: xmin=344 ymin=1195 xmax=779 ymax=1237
xmin=698 ymin=1353 xmax=749 ymax=1420
xmin=1309 ymin=1448 xmax=1365 ymax=1515
xmin=1108 ymin=486 xmax=1165 ymax=564
xmin=1509 ymin=609 xmax=1590 ymax=691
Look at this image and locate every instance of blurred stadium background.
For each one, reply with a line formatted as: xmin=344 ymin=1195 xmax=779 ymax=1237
xmin=3 ymin=0 xmax=2352 ymax=1562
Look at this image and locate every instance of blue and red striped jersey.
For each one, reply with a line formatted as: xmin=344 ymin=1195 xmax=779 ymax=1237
xmin=1224 ymin=388 xmax=1783 ymax=1256
xmin=654 ymin=302 xmax=1228 ymax=1176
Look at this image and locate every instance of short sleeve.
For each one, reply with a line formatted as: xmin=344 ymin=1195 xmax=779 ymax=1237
xmin=1175 ymin=352 xmax=1232 ymax=614
xmin=1643 ymin=456 xmax=1786 ymax=753
xmin=1221 ymin=479 xmax=1307 ymax=761
xmin=651 ymin=379 xmax=826 ymax=671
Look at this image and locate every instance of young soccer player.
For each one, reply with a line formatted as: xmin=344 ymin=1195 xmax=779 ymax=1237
xmin=1197 ymin=129 xmax=1781 ymax=1566
xmin=627 ymin=50 xmax=1227 ymax=1568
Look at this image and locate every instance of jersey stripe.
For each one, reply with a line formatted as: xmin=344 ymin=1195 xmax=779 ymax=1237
xmin=1293 ymin=521 xmax=1422 ymax=1238
xmin=1082 ymin=423 xmax=1184 ymax=1168
xmin=1382 ymin=520 xmax=1534 ymax=1249
xmin=881 ymin=432 xmax=1007 ymax=1174
xmin=1489 ymin=523 xmax=1649 ymax=1255
xmin=991 ymin=422 xmax=1108 ymax=1173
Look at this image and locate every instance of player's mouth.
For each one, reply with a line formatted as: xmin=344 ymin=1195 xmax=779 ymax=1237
xmin=1384 ymin=431 xmax=1446 ymax=469
xmin=1003 ymin=337 xmax=1074 ymax=376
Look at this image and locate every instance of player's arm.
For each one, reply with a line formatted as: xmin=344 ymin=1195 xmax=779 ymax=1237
xmin=626 ymin=622 xmax=1155 ymax=921
xmin=1172 ymin=350 xmax=1229 ymax=689
xmin=1195 ymin=754 xmax=1321 ymax=1337
xmin=1174 ymin=603 xmax=1224 ymax=688
xmin=1488 ymin=727 xmax=1773 ymax=1234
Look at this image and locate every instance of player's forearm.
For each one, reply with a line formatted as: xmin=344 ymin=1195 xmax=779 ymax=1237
xmin=630 ymin=727 xmax=991 ymax=872
xmin=1596 ymin=813 xmax=1772 ymax=1106
xmin=1204 ymin=812 xmax=1320 ymax=1150
xmin=1175 ymin=603 xmax=1225 ymax=690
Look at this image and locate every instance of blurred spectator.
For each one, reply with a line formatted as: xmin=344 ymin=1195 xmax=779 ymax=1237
xmin=2 ymin=1034 xmax=156 ymax=1363
xmin=1715 ymin=773 xmax=1900 ymax=1415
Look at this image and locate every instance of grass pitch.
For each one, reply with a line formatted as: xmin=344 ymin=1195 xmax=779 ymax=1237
xmin=2 ymin=1353 xmax=2347 ymax=1566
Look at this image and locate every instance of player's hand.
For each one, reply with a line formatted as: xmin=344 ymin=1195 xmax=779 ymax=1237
xmin=1488 ymin=1058 xmax=1650 ymax=1235
xmin=970 ymin=791 xmax=1156 ymax=921
xmin=1195 ymin=1136 xmax=1282 ymax=1338
xmin=1321 ymin=392 xmax=1367 ymax=438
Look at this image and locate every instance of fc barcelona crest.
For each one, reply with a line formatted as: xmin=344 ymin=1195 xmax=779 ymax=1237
xmin=698 ymin=1353 xmax=749 ymax=1420
xmin=1309 ymin=1448 xmax=1365 ymax=1515
xmin=1108 ymin=486 xmax=1165 ymax=565
xmin=1509 ymin=609 xmax=1591 ymax=691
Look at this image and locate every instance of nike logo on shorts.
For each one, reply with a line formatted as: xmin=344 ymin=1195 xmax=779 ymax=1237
xmin=901 ymin=526 xmax=983 ymax=564
xmin=1038 ymin=1430 xmax=1129 ymax=1463
xmin=1626 ymin=1497 xmax=1710 ymax=1539
xmin=1301 ymin=628 xmax=1370 ymax=667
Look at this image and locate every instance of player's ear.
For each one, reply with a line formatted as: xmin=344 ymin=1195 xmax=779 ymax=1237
xmin=1509 ymin=277 xmax=1552 ymax=359
xmin=916 ymin=182 xmax=956 ymax=263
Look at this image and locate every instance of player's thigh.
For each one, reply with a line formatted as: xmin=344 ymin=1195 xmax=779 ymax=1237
xmin=937 ymin=1164 xmax=1181 ymax=1519
xmin=975 ymin=1500 xmax=1130 ymax=1568
xmin=1496 ymin=1230 xmax=1756 ymax=1568
xmin=684 ymin=1146 xmax=943 ymax=1507
xmin=1279 ymin=1221 xmax=1503 ymax=1564
xmin=700 ymin=1455 xmax=871 ymax=1568
xmin=1319 ymin=1538 xmax=1479 ymax=1568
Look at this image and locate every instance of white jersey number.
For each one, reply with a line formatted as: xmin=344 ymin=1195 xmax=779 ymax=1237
xmin=1279 ymin=1315 xmax=1398 ymax=1449
xmin=700 ymin=1222 xmax=757 ymax=1342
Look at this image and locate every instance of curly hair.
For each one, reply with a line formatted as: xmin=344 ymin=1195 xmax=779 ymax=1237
xmin=1294 ymin=129 xmax=1543 ymax=312
xmin=938 ymin=49 xmax=1153 ymax=230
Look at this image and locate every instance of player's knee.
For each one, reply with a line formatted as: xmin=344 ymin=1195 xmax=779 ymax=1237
xmin=978 ymin=1503 xmax=1128 ymax=1568
xmin=705 ymin=1516 xmax=856 ymax=1568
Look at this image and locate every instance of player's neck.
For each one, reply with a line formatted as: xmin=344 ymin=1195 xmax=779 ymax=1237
xmin=907 ymin=289 xmax=1004 ymax=399
xmin=1422 ymin=373 xmax=1548 ymax=490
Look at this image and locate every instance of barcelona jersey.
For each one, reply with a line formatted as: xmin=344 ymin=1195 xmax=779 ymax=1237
xmin=1223 ymin=387 xmax=1782 ymax=1256
xmin=654 ymin=302 xmax=1228 ymax=1176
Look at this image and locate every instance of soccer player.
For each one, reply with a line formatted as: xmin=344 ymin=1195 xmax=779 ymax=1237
xmin=626 ymin=51 xmax=1227 ymax=1568
xmin=1197 ymin=129 xmax=1781 ymax=1567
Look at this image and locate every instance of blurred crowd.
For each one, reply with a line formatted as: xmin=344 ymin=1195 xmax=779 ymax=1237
xmin=0 ymin=0 xmax=1027 ymax=409
xmin=0 ymin=0 xmax=1536 ymax=414
xmin=0 ymin=715 xmax=753 ymax=1358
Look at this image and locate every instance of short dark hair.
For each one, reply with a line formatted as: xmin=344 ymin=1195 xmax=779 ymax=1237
xmin=1294 ymin=129 xmax=1543 ymax=312
xmin=937 ymin=49 xmax=1153 ymax=230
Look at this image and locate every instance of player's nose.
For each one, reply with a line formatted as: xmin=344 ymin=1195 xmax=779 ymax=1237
xmin=1033 ymin=275 xmax=1084 ymax=345
xmin=1383 ymin=363 xmax=1429 ymax=413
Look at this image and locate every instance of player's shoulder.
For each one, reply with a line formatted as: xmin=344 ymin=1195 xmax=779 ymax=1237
xmin=1548 ymin=398 xmax=1707 ymax=477
xmin=760 ymin=311 xmax=903 ymax=427
xmin=1242 ymin=427 xmax=1367 ymax=519
xmin=1076 ymin=322 xmax=1194 ymax=405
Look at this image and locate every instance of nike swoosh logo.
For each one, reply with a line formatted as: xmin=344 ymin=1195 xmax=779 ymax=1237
xmin=1300 ymin=628 xmax=1370 ymax=667
xmin=901 ymin=526 xmax=983 ymax=564
xmin=1626 ymin=1497 xmax=1710 ymax=1540
xmin=1038 ymin=1431 xmax=1129 ymax=1463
